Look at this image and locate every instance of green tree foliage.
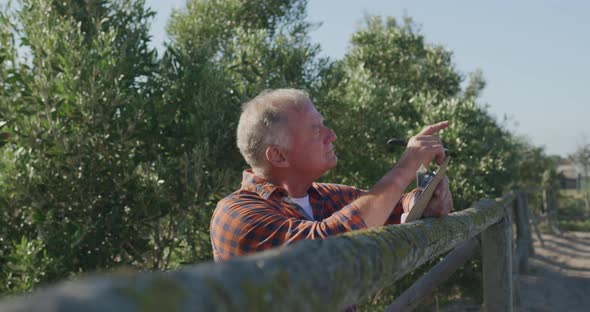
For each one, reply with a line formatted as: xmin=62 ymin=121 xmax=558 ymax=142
xmin=167 ymin=0 xmax=328 ymax=100
xmin=569 ymin=141 xmax=590 ymax=180
xmin=323 ymin=16 xmax=519 ymax=210
xmin=0 ymin=4 xmax=13 ymax=149
xmin=0 ymin=0 xmax=163 ymax=292
xmin=0 ymin=0 xmax=333 ymax=293
xmin=568 ymin=140 xmax=590 ymax=211
xmin=0 ymin=0 xmax=553 ymax=305
xmin=321 ymin=15 xmax=462 ymax=186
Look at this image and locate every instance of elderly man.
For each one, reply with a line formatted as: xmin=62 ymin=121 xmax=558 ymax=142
xmin=210 ymin=88 xmax=452 ymax=262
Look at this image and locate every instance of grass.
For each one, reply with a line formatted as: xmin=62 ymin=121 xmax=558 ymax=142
xmin=558 ymin=220 xmax=590 ymax=232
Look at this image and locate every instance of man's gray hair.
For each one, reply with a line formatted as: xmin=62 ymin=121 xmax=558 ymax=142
xmin=237 ymin=88 xmax=311 ymax=170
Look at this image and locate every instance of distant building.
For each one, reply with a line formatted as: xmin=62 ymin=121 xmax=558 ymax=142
xmin=556 ymin=162 xmax=583 ymax=190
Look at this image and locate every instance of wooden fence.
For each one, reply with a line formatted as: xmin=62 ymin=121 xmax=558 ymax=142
xmin=0 ymin=188 xmax=546 ymax=312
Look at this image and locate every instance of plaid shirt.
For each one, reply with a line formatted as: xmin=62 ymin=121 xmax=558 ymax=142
xmin=210 ymin=169 xmax=416 ymax=262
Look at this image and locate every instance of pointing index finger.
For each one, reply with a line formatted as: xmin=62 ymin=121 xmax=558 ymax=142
xmin=418 ymin=121 xmax=449 ymax=135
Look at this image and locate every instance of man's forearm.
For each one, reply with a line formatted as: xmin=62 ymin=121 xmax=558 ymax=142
xmin=354 ymin=166 xmax=414 ymax=227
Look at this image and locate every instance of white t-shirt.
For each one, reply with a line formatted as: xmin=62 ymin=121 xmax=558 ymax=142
xmin=291 ymin=194 xmax=314 ymax=220
xmin=291 ymin=194 xmax=409 ymax=223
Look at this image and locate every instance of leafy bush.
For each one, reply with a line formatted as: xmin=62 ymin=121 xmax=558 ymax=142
xmin=0 ymin=0 xmax=332 ymax=293
xmin=0 ymin=0 xmax=553 ymax=308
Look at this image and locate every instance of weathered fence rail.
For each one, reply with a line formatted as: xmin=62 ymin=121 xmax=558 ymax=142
xmin=0 ymin=190 xmax=542 ymax=312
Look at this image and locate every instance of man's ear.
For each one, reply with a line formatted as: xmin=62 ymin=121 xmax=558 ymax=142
xmin=265 ymin=145 xmax=290 ymax=168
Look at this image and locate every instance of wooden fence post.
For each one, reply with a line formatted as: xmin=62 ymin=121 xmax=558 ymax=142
xmin=505 ymin=199 xmax=520 ymax=307
xmin=527 ymin=204 xmax=545 ymax=247
xmin=514 ymin=191 xmax=530 ymax=274
xmin=482 ymin=214 xmax=513 ymax=312
xmin=522 ymin=192 xmax=535 ymax=255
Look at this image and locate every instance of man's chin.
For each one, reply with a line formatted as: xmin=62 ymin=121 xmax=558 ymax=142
xmin=316 ymin=158 xmax=337 ymax=177
xmin=327 ymin=157 xmax=338 ymax=169
xmin=325 ymin=151 xmax=337 ymax=162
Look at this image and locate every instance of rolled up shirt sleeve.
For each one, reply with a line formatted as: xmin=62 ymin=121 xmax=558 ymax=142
xmin=385 ymin=188 xmax=421 ymax=225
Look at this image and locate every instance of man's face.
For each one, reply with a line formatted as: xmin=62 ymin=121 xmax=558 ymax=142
xmin=283 ymin=101 xmax=338 ymax=179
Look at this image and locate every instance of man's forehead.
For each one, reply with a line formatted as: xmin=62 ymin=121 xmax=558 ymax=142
xmin=284 ymin=100 xmax=315 ymax=114
xmin=302 ymin=104 xmax=323 ymax=121
xmin=286 ymin=102 xmax=323 ymax=127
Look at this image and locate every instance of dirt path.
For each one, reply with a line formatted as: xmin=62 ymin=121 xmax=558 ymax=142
xmin=440 ymin=231 xmax=590 ymax=311
xmin=516 ymin=231 xmax=590 ymax=312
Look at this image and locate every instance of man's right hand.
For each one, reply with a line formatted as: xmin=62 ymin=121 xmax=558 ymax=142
xmin=396 ymin=121 xmax=449 ymax=185
xmin=354 ymin=121 xmax=449 ymax=228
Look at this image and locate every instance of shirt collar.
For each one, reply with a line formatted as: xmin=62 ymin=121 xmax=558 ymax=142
xmin=241 ymin=169 xmax=282 ymax=199
xmin=240 ymin=169 xmax=320 ymax=199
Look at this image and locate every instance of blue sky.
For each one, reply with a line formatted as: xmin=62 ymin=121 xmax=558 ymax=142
xmin=144 ymin=0 xmax=588 ymax=157
xmin=306 ymin=0 xmax=590 ymax=158
xmin=2 ymin=0 xmax=586 ymax=157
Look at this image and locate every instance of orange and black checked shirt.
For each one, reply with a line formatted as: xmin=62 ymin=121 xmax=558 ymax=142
xmin=210 ymin=169 xmax=416 ymax=262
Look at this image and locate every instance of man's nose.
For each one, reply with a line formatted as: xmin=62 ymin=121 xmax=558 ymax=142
xmin=325 ymin=127 xmax=337 ymax=143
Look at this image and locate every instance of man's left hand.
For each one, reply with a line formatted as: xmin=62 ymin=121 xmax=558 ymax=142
xmin=423 ymin=176 xmax=453 ymax=217
xmin=400 ymin=176 xmax=453 ymax=223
